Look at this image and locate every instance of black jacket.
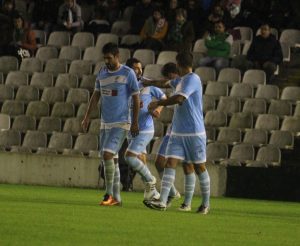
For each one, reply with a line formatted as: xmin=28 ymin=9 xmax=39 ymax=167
xmin=247 ymin=34 xmax=283 ymax=64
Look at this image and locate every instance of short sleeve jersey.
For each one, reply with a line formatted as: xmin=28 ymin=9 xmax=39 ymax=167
xmin=95 ymin=65 xmax=139 ymax=124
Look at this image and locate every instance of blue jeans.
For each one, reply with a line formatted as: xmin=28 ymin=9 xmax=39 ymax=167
xmin=198 ymin=56 xmax=229 ymax=74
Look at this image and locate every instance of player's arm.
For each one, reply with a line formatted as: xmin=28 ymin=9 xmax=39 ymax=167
xmin=81 ymin=90 xmax=100 ymax=131
xmin=148 ymin=95 xmax=186 ymax=112
xmin=150 ymin=94 xmax=167 ymax=118
xmin=141 ymin=77 xmax=171 ymax=88
xmin=131 ymin=93 xmax=140 ymax=137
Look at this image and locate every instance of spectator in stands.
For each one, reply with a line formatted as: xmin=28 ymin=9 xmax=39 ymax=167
xmin=196 ymin=20 xmax=233 ymax=73
xmin=106 ymin=0 xmax=121 ymax=24
xmin=185 ymin=0 xmax=205 ymax=38
xmin=14 ymin=0 xmax=35 ymax=22
xmin=166 ymin=8 xmax=195 ymax=52
xmin=130 ymin=0 xmax=155 ymax=34
xmin=205 ymin=2 xmax=231 ymax=32
xmin=232 ymin=23 xmax=283 ymax=82
xmin=140 ymin=7 xmax=168 ymax=52
xmin=0 ymin=13 xmax=15 ymax=56
xmin=165 ymin=0 xmax=179 ymax=26
xmin=57 ymin=0 xmax=83 ymax=33
xmin=85 ymin=6 xmax=110 ymax=37
xmin=0 ymin=0 xmax=19 ymax=20
xmin=12 ymin=13 xmax=36 ymax=56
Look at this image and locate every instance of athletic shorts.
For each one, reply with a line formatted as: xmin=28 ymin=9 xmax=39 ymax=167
xmin=100 ymin=127 xmax=127 ymax=155
xmin=166 ymin=135 xmax=206 ymax=164
xmin=127 ymin=132 xmax=154 ymax=155
xmin=157 ymin=135 xmax=170 ymax=157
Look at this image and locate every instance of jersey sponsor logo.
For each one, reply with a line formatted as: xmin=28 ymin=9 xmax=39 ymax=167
xmin=101 ymin=88 xmax=118 ymax=96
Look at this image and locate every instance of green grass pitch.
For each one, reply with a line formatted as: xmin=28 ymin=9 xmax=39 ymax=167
xmin=0 ymin=184 xmax=299 ymax=246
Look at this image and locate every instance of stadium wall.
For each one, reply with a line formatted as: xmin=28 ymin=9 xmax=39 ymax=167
xmin=0 ymin=152 xmax=227 ymax=197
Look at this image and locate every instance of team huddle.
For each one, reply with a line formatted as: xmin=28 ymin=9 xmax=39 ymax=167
xmin=81 ymin=42 xmax=210 ymax=214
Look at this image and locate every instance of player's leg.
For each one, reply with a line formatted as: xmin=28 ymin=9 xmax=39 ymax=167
xmin=113 ymin=155 xmax=121 ymax=203
xmin=178 ymin=163 xmax=195 ymax=211
xmin=125 ymin=132 xmax=159 ymax=200
xmin=100 ymin=127 xmax=127 ymax=206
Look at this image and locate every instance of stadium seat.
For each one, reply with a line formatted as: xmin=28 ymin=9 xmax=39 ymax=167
xmin=230 ymin=40 xmax=241 ymax=58
xmin=193 ymin=38 xmax=207 ymax=54
xmin=206 ymin=127 xmax=216 ymax=142
xmin=206 ymin=142 xmax=228 ymax=163
xmin=38 ymin=117 xmax=62 ymax=133
xmin=66 ymin=88 xmax=90 ymax=106
xmin=279 ymin=29 xmax=300 ymax=47
xmin=120 ymin=34 xmax=142 ymax=47
xmin=221 ymin=143 xmax=255 ymax=167
xmin=0 ymin=129 xmax=21 ymax=149
xmin=77 ymin=103 xmax=100 ymax=119
xmin=133 ymin=49 xmax=155 ymax=67
xmin=194 ymin=67 xmax=216 ymax=85
xmin=294 ymin=102 xmax=300 ymax=117
xmin=205 ymin=82 xmax=228 ymax=100
xmin=44 ymin=58 xmax=68 ymax=76
xmin=1 ymin=100 xmax=24 ymax=117
xmin=229 ymin=112 xmax=253 ymax=129
xmin=48 ymin=131 xmax=73 ymax=151
xmin=243 ymin=129 xmax=268 ymax=147
xmin=55 ymin=73 xmax=78 ymax=91
xmin=0 ymin=72 xmax=3 ymax=84
xmin=111 ymin=21 xmax=130 ymax=37
xmin=69 ymin=60 xmax=93 ymax=77
xmin=75 ymin=133 xmax=98 ymax=153
xmin=268 ymin=99 xmax=292 ymax=118
xmin=0 ymin=85 xmax=14 ymax=103
xmin=51 ymin=102 xmax=75 ymax=119
xmin=0 ymin=56 xmax=18 ymax=75
xmin=30 ymin=72 xmax=54 ymax=89
xmin=15 ymin=86 xmax=39 ymax=103
xmin=217 ymin=96 xmax=241 ymax=115
xmin=93 ymin=61 xmax=105 ymax=75
xmin=122 ymin=6 xmax=134 ymax=21
xmin=71 ymin=32 xmax=94 ymax=50
xmin=118 ymin=48 xmax=131 ymax=64
xmin=280 ymin=42 xmax=291 ymax=62
xmin=156 ymin=51 xmax=178 ymax=65
xmin=83 ymin=46 xmax=103 ymax=64
xmin=47 ymin=31 xmax=71 ymax=48
xmin=246 ymin=145 xmax=281 ymax=167
xmin=204 ymin=110 xmax=227 ymax=128
xmin=41 ymin=87 xmax=65 ymax=105
xmin=26 ymin=101 xmax=49 ymax=119
xmin=281 ymin=116 xmax=300 ymax=136
xmin=242 ymin=69 xmax=266 ymax=86
xmin=88 ymin=118 xmax=101 ymax=135
xmin=5 ymin=71 xmax=29 ymax=88
xmin=20 ymin=58 xmax=43 ymax=74
xmin=12 ymin=115 xmax=36 ymax=132
xmin=280 ymin=86 xmax=300 ymax=103
xmin=255 ymin=84 xmax=279 ymax=101
xmin=95 ymin=33 xmax=119 ymax=49
xmin=80 ymin=75 xmax=96 ymax=92
xmin=217 ymin=68 xmax=241 ymax=85
xmin=216 ymin=127 xmax=242 ymax=145
xmin=203 ymin=95 xmax=216 ymax=113
xmin=63 ymin=117 xmax=84 ymax=136
xmin=35 ymin=46 xmax=58 ymax=63
xmin=33 ymin=29 xmax=47 ymax=47
xmin=59 ymin=46 xmax=81 ymax=62
xmin=233 ymin=26 xmax=253 ymax=43
xmin=241 ymin=40 xmax=251 ymax=55
xmin=153 ymin=119 xmax=164 ymax=138
xmin=230 ymin=83 xmax=253 ymax=99
xmin=242 ymin=98 xmax=267 ymax=116
xmin=255 ymin=114 xmax=280 ymax=131
xmin=269 ymin=130 xmax=294 ymax=150
xmin=22 ymin=130 xmax=47 ymax=151
xmin=0 ymin=113 xmax=10 ymax=130
xmin=143 ymin=64 xmax=164 ymax=80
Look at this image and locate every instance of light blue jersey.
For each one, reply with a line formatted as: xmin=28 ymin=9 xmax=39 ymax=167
xmin=95 ymin=65 xmax=139 ymax=124
xmin=138 ymin=82 xmax=166 ymax=132
xmin=170 ymin=73 xmax=206 ymax=136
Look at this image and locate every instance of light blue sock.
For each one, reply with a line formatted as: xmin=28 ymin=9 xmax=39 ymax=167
xmin=158 ymin=171 xmax=177 ymax=197
xmin=160 ymin=168 xmax=176 ymax=205
xmin=103 ymin=158 xmax=115 ymax=195
xmin=198 ymin=170 xmax=210 ymax=207
xmin=184 ymin=173 xmax=196 ymax=206
xmin=113 ymin=162 xmax=121 ymax=202
xmin=125 ymin=156 xmax=153 ymax=182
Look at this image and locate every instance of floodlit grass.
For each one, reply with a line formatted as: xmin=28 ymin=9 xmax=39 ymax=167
xmin=0 ymin=184 xmax=299 ymax=246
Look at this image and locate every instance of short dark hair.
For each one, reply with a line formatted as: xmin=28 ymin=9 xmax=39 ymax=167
xmin=102 ymin=42 xmax=119 ymax=56
xmin=125 ymin=57 xmax=141 ymax=68
xmin=161 ymin=62 xmax=178 ymax=77
xmin=176 ymin=52 xmax=193 ymax=68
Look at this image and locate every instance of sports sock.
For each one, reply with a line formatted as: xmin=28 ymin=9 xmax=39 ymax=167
xmin=158 ymin=170 xmax=177 ymax=197
xmin=160 ymin=168 xmax=176 ymax=205
xmin=113 ymin=162 xmax=121 ymax=202
xmin=198 ymin=170 xmax=210 ymax=207
xmin=103 ymin=158 xmax=115 ymax=195
xmin=184 ymin=173 xmax=196 ymax=206
xmin=125 ymin=156 xmax=153 ymax=183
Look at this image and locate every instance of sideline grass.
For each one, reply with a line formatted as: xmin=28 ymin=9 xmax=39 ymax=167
xmin=0 ymin=184 xmax=299 ymax=246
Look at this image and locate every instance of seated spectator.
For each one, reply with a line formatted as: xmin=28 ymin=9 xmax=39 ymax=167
xmin=85 ymin=6 xmax=110 ymax=37
xmin=185 ymin=0 xmax=205 ymax=38
xmin=140 ymin=8 xmax=168 ymax=52
xmin=12 ymin=14 xmax=37 ymax=56
xmin=196 ymin=20 xmax=232 ymax=73
xmin=166 ymin=8 xmax=195 ymax=52
xmin=106 ymin=0 xmax=121 ymax=24
xmin=165 ymin=0 xmax=180 ymax=26
xmin=232 ymin=23 xmax=283 ymax=82
xmin=0 ymin=0 xmax=19 ymax=20
xmin=57 ymin=0 xmax=83 ymax=33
